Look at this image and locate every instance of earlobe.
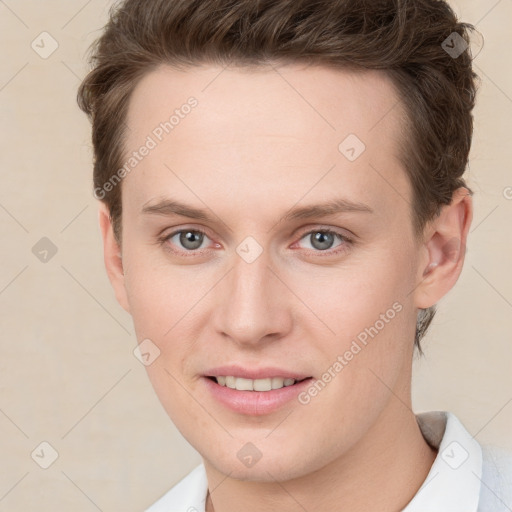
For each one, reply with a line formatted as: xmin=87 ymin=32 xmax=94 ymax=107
xmin=98 ymin=203 xmax=131 ymax=313
xmin=414 ymin=187 xmax=473 ymax=309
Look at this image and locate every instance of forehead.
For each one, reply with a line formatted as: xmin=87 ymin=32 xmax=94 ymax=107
xmin=125 ymin=63 xmax=404 ymax=146
xmin=122 ymin=63 xmax=411 ymax=225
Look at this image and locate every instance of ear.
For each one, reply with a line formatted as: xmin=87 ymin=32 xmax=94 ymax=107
xmin=414 ymin=187 xmax=473 ymax=309
xmin=98 ymin=202 xmax=130 ymax=313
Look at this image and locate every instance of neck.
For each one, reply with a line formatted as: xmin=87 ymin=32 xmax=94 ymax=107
xmin=204 ymin=402 xmax=437 ymax=512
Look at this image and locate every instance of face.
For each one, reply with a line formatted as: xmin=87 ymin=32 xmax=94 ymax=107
xmin=110 ymin=63 xmax=433 ymax=481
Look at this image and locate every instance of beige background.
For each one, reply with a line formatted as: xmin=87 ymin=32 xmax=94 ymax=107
xmin=0 ymin=0 xmax=511 ymax=510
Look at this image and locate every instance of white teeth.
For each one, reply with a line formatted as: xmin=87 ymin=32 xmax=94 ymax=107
xmin=253 ymin=378 xmax=272 ymax=391
xmin=214 ymin=376 xmax=298 ymax=391
xmin=271 ymin=377 xmax=284 ymax=389
xmin=235 ymin=377 xmax=253 ymax=391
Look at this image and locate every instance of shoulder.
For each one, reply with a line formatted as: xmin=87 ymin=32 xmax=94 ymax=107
xmin=478 ymin=444 xmax=512 ymax=512
xmin=145 ymin=463 xmax=208 ymax=512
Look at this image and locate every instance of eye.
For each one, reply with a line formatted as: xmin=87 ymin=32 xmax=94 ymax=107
xmin=160 ymin=228 xmax=213 ymax=253
xmin=294 ymin=228 xmax=351 ymax=254
xmin=157 ymin=226 xmax=353 ymax=257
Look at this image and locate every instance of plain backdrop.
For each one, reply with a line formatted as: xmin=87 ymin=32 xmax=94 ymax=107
xmin=0 ymin=0 xmax=511 ymax=510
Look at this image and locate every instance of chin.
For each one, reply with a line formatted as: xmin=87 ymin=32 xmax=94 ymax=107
xmin=203 ymin=442 xmax=325 ymax=483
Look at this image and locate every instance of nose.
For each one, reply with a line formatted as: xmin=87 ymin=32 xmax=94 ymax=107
xmin=210 ymin=246 xmax=293 ymax=349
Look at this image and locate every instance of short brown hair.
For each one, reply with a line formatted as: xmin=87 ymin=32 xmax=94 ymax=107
xmin=77 ymin=0 xmax=479 ymax=352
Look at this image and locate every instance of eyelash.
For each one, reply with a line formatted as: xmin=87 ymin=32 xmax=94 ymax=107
xmin=157 ymin=226 xmax=353 ymax=258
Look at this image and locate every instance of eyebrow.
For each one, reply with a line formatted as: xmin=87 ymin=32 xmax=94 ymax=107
xmin=141 ymin=196 xmax=374 ymax=223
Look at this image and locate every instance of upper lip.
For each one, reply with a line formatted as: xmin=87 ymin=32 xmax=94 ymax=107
xmin=204 ymin=365 xmax=312 ymax=381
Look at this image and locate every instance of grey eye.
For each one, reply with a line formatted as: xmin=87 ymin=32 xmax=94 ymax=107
xmin=310 ymin=231 xmax=335 ymax=250
xmin=299 ymin=230 xmax=343 ymax=251
xmin=173 ymin=230 xmax=206 ymax=250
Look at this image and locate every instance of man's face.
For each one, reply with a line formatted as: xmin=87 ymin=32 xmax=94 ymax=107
xmin=117 ymin=64 xmax=426 ymax=480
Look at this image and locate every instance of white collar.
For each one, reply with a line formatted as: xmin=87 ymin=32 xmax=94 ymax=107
xmin=403 ymin=410 xmax=482 ymax=511
xmin=146 ymin=411 xmax=483 ymax=511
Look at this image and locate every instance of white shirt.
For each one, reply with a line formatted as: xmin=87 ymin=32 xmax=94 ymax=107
xmin=146 ymin=411 xmax=512 ymax=511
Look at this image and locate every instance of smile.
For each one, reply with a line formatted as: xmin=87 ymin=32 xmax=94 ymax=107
xmin=204 ymin=375 xmax=314 ymax=415
xmin=209 ymin=375 xmax=308 ymax=391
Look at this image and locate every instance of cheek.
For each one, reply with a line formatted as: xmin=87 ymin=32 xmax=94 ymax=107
xmin=143 ymin=362 xmax=211 ymax=453
xmin=122 ymin=247 xmax=189 ymax=336
xmin=294 ymin=254 xmax=414 ymax=401
xmin=291 ymin=257 xmax=409 ymax=341
xmin=122 ymin=252 xmax=206 ymax=385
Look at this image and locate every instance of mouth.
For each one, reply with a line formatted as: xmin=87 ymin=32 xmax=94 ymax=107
xmin=203 ymin=374 xmax=314 ymax=415
xmin=206 ymin=375 xmax=312 ymax=391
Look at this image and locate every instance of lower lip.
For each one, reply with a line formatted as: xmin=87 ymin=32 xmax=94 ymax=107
xmin=203 ymin=377 xmax=314 ymax=416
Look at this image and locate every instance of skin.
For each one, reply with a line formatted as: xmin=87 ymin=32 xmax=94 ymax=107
xmin=98 ymin=64 xmax=472 ymax=511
